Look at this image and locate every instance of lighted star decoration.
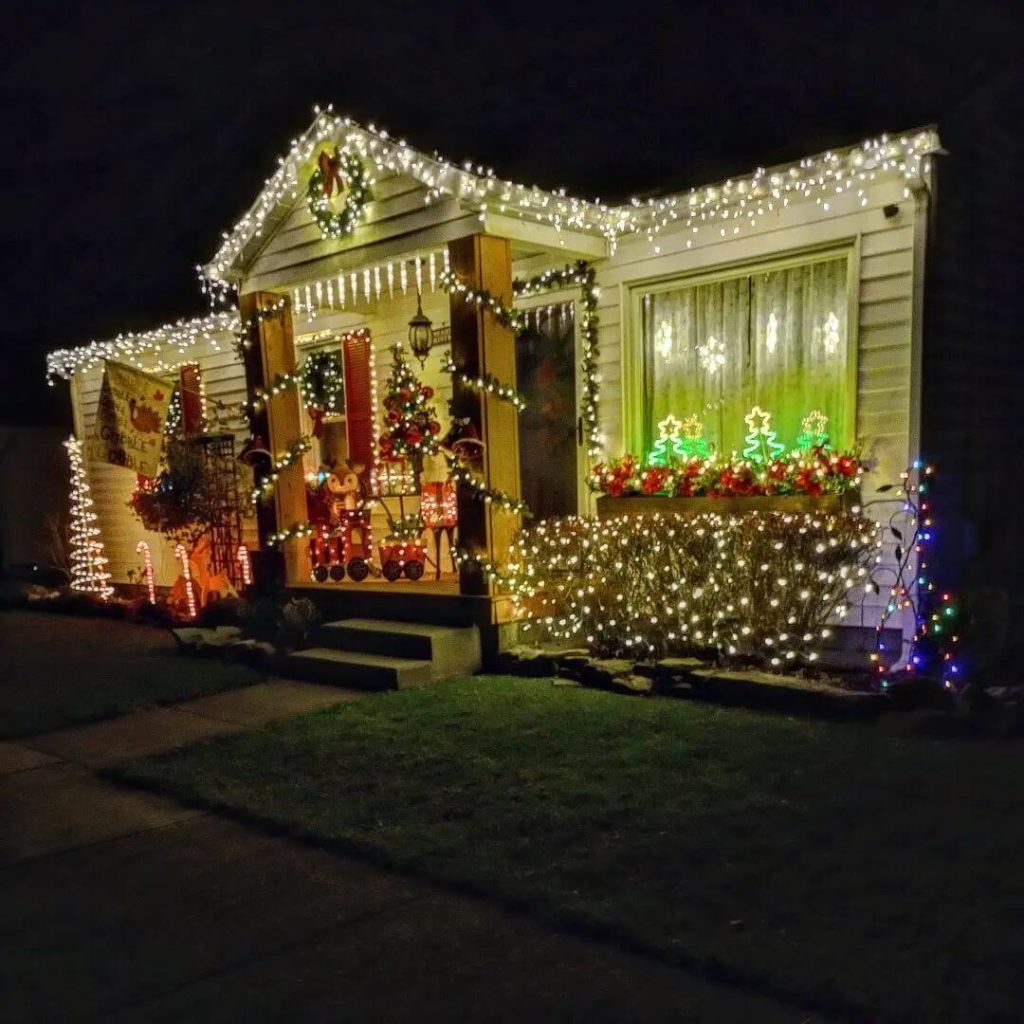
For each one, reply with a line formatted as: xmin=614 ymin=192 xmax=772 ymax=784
xmin=698 ymin=336 xmax=726 ymax=374
xmin=681 ymin=414 xmax=704 ymax=440
xmin=654 ymin=320 xmax=674 ymax=359
xmin=656 ymin=413 xmax=683 ymax=442
xmin=823 ymin=311 xmax=841 ymax=355
xmin=765 ymin=312 xmax=779 ymax=355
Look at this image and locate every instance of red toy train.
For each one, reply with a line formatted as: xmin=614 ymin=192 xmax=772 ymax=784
xmin=309 ymin=509 xmax=373 ymax=582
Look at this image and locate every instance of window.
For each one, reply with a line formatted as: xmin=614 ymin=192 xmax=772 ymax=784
xmin=635 ymin=248 xmax=854 ymax=457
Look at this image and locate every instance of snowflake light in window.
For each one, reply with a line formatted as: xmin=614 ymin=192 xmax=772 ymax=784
xmin=823 ymin=311 xmax=841 ymax=355
xmin=765 ymin=311 xmax=779 ymax=355
xmin=654 ymin=320 xmax=674 ymax=359
xmin=698 ymin=336 xmax=726 ymax=374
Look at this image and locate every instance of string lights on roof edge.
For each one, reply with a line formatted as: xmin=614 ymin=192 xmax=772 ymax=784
xmin=199 ymin=105 xmax=940 ymax=284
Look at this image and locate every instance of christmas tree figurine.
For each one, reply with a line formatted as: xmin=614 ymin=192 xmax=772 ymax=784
xmin=647 ymin=414 xmax=683 ymax=466
xmin=378 ymin=344 xmax=441 ymax=478
xmin=742 ymin=406 xmax=786 ymax=463
xmin=678 ymin=414 xmax=711 ymax=459
xmin=796 ymin=410 xmax=830 ymax=451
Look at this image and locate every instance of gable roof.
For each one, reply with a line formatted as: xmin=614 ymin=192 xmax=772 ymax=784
xmin=202 ymin=105 xmax=941 ymax=284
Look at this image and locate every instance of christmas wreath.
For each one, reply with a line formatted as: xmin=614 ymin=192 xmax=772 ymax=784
xmin=306 ymin=146 xmax=372 ymax=239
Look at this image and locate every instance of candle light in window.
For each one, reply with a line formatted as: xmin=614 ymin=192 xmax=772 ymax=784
xmin=698 ymin=336 xmax=726 ymax=374
xmin=654 ymin=320 xmax=674 ymax=359
xmin=765 ymin=311 xmax=779 ymax=355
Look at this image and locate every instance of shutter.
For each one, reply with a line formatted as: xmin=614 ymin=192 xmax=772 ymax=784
xmin=342 ymin=331 xmax=375 ymax=490
xmin=179 ymin=364 xmax=203 ymax=434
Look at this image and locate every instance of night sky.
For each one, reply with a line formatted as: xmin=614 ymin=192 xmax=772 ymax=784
xmin=1 ymin=1 xmax=1020 ymax=427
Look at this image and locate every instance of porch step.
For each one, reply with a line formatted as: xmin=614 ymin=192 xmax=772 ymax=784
xmin=315 ymin=618 xmax=482 ymax=680
xmin=282 ymin=648 xmax=433 ymax=691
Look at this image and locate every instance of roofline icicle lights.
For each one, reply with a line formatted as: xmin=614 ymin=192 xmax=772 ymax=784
xmin=200 ymin=106 xmax=940 ymax=283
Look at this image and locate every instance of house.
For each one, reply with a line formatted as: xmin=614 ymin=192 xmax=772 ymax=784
xmin=46 ymin=108 xmax=941 ymax=668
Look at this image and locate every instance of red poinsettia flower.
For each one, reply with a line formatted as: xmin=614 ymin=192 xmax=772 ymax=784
xmin=640 ymin=467 xmax=671 ymax=494
xmin=837 ymin=455 xmax=859 ymax=477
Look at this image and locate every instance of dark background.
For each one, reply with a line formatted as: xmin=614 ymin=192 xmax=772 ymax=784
xmin=1 ymin=1 xmax=1022 ymax=610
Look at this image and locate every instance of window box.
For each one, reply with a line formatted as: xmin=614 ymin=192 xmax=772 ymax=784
xmin=596 ymin=492 xmax=844 ymax=519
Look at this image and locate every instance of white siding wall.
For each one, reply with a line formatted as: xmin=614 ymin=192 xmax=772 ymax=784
xmin=71 ymin=332 xmax=254 ymax=587
xmin=514 ymin=171 xmax=931 ymax=630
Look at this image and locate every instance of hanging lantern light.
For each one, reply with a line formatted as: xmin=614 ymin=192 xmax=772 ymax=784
xmin=407 ymin=289 xmax=433 ymax=368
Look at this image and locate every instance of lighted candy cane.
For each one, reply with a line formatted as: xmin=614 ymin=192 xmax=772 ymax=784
xmin=236 ymin=544 xmax=253 ymax=587
xmin=136 ymin=541 xmax=156 ymax=604
xmin=174 ymin=543 xmax=197 ymax=619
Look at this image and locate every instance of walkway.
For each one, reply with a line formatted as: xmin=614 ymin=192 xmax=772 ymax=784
xmin=2 ymin=679 xmax=812 ymax=1023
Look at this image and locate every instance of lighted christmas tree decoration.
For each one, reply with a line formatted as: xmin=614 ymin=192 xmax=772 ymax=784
xmin=742 ymin=406 xmax=786 ymax=463
xmin=647 ymin=414 xmax=683 ymax=466
xmin=63 ymin=436 xmax=114 ymax=599
xmin=796 ymin=410 xmax=830 ymax=451
xmin=678 ymin=414 xmax=711 ymax=459
xmin=378 ymin=343 xmax=441 ymax=475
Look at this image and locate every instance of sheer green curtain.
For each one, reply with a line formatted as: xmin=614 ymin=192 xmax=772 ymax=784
xmin=642 ymin=254 xmax=849 ymax=457
xmin=643 ymin=277 xmax=750 ymax=455
xmin=750 ymin=256 xmax=848 ymax=448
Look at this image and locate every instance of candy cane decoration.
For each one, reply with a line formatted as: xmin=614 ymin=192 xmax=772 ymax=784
xmin=174 ymin=543 xmax=197 ymax=619
xmin=237 ymin=544 xmax=253 ymax=586
xmin=136 ymin=541 xmax=156 ymax=604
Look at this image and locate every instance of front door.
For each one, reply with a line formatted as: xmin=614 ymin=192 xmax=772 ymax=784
xmin=515 ymin=302 xmax=581 ymax=520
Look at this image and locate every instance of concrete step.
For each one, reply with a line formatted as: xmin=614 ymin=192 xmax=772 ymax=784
xmin=315 ymin=618 xmax=481 ymax=680
xmin=281 ymin=648 xmax=433 ymax=691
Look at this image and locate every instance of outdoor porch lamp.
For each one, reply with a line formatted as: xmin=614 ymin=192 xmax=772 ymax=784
xmin=408 ymin=289 xmax=434 ymax=368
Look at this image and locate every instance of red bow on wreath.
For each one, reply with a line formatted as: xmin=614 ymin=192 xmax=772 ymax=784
xmin=317 ymin=147 xmax=346 ymax=198
xmin=307 ymin=406 xmax=326 ymax=438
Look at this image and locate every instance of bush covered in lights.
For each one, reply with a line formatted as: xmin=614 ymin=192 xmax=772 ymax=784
xmin=506 ymin=511 xmax=880 ymax=668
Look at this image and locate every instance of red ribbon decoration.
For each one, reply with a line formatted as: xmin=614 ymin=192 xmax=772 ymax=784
xmin=317 ymin=147 xmax=346 ymax=198
xmin=307 ymin=406 xmax=326 ymax=438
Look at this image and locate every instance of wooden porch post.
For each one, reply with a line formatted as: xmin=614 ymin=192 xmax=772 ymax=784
xmin=447 ymin=235 xmax=521 ymax=602
xmin=238 ymin=291 xmax=307 ymax=587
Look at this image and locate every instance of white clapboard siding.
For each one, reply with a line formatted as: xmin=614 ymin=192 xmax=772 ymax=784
xmin=71 ymin=333 xmax=256 ymax=587
xmin=514 ymin=170 xmax=930 ymax=631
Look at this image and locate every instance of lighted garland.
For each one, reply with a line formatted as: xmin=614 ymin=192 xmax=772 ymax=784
xmin=268 ymin=521 xmax=317 ymax=547
xmin=306 ymin=149 xmax=372 ymax=239
xmin=441 ymin=354 xmax=526 ymax=410
xmin=449 ymin=465 xmax=529 ymax=515
xmin=438 ymin=269 xmax=524 ymax=331
xmin=250 ymin=437 xmax=313 ymax=505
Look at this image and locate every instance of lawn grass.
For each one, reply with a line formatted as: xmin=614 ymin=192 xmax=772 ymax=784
xmin=117 ymin=676 xmax=1024 ymax=1022
xmin=0 ymin=610 xmax=265 ymax=738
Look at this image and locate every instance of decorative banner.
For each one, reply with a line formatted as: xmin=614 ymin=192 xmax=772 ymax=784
xmin=90 ymin=360 xmax=171 ymax=477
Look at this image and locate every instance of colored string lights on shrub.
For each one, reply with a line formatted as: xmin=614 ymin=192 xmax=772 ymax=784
xmin=136 ymin=541 xmax=156 ymax=604
xmin=63 ymin=436 xmax=114 ymax=599
xmin=868 ymin=461 xmax=962 ymax=689
xmin=503 ymin=510 xmax=880 ymax=666
xmin=251 ymin=437 xmax=314 ymax=504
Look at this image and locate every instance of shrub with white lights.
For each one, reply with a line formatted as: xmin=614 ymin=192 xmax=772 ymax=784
xmin=506 ymin=510 xmax=880 ymax=668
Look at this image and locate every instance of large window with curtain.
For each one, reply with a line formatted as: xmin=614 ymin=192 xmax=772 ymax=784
xmin=638 ymin=249 xmax=854 ymax=457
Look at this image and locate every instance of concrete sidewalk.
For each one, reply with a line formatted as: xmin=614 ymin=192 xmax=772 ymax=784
xmin=1 ymin=681 xmax=817 ymax=1023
